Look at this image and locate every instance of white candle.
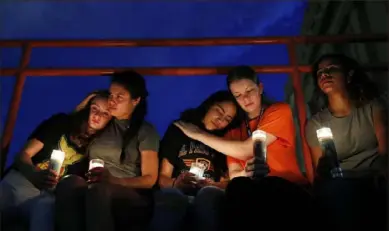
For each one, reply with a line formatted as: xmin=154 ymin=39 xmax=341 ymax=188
xmin=252 ymin=129 xmax=267 ymax=141
xmin=50 ymin=150 xmax=65 ymax=175
xmin=316 ymin=127 xmax=333 ymax=142
xmin=189 ymin=163 xmax=205 ymax=178
xmin=89 ymin=159 xmax=104 ymax=170
xmin=252 ymin=129 xmax=267 ymax=161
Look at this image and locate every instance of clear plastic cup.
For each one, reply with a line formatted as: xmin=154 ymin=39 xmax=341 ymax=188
xmin=89 ymin=159 xmax=104 ymax=170
xmin=189 ymin=162 xmax=206 ymax=179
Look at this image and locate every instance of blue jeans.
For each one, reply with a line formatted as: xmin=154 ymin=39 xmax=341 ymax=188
xmin=0 ymin=170 xmax=55 ymax=231
xmin=150 ymin=186 xmax=225 ymax=231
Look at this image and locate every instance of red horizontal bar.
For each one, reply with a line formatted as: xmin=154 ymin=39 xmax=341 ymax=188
xmin=0 ymin=34 xmax=386 ymax=48
xmin=1 ymin=65 xmax=386 ymax=76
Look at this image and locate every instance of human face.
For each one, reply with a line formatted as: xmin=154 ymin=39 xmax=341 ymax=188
xmin=202 ymin=101 xmax=236 ymax=131
xmin=316 ymin=59 xmax=348 ymax=95
xmin=229 ymin=78 xmax=263 ymax=115
xmin=88 ymin=97 xmax=112 ymax=131
xmin=108 ymin=83 xmax=140 ymax=120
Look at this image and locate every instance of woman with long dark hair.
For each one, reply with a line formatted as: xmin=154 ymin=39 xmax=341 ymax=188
xmin=150 ymin=90 xmax=238 ymax=231
xmin=0 ymin=91 xmax=112 ymax=230
xmin=174 ymin=66 xmax=314 ymax=230
xmin=55 ymin=70 xmax=160 ymax=231
xmin=306 ymin=53 xmax=387 ymax=231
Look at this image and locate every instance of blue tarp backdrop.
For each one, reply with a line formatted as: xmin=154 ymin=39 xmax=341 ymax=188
xmin=0 ymin=1 xmax=307 ymax=167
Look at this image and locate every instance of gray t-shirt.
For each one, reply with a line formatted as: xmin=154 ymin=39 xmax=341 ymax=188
xmin=305 ymin=100 xmax=384 ymax=173
xmin=88 ymin=119 xmax=160 ymax=178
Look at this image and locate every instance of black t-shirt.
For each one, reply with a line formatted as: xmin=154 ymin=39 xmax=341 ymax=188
xmin=160 ymin=123 xmax=227 ymax=182
xmin=27 ymin=113 xmax=89 ymax=178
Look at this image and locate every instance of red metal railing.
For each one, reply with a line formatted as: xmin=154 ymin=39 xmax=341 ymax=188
xmin=0 ymin=34 xmax=387 ymax=182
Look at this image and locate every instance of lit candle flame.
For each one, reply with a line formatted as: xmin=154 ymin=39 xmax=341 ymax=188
xmin=316 ymin=127 xmax=333 ymax=141
xmin=252 ymin=130 xmax=267 ymax=141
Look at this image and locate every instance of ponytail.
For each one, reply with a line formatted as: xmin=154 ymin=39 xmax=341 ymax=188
xmin=120 ymin=99 xmax=147 ymax=162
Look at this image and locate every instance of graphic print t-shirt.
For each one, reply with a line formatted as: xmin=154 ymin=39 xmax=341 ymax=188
xmin=161 ymin=123 xmax=227 ymax=182
xmin=28 ymin=113 xmax=89 ymax=178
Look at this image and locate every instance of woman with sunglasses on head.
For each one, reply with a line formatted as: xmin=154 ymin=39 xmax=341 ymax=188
xmin=55 ymin=70 xmax=160 ymax=231
xmin=175 ymin=66 xmax=314 ymax=230
xmin=150 ymin=90 xmax=238 ymax=231
xmin=306 ymin=53 xmax=387 ymax=231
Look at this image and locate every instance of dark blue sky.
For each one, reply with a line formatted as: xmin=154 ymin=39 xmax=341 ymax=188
xmin=0 ymin=1 xmax=306 ymax=166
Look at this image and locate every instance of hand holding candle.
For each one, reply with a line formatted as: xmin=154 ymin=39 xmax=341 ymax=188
xmin=316 ymin=127 xmax=333 ymax=143
xmin=33 ymin=149 xmax=63 ymax=190
xmin=50 ymin=150 xmax=65 ymax=176
xmin=89 ymin=159 xmax=104 ymax=170
xmin=252 ymin=130 xmax=267 ymax=162
xmin=316 ymin=127 xmax=343 ymax=178
xmin=86 ymin=159 xmax=113 ymax=183
xmin=189 ymin=162 xmax=206 ymax=180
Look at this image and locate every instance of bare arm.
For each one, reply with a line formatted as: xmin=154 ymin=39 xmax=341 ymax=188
xmin=308 ymin=146 xmax=323 ymax=169
xmin=175 ymin=104 xmax=293 ymax=160
xmin=113 ymin=150 xmax=159 ymax=189
xmin=210 ymin=175 xmax=229 ymax=189
xmin=192 ymin=131 xmax=277 ymax=160
xmin=228 ymin=162 xmax=247 ymax=179
xmin=373 ymin=103 xmax=387 ymax=155
xmin=15 ymin=139 xmax=44 ymax=178
xmin=158 ymin=158 xmax=176 ymax=188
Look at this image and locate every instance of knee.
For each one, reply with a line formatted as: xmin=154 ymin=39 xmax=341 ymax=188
xmin=154 ymin=188 xmax=188 ymax=211
xmin=86 ymin=182 xmax=111 ymax=199
xmin=31 ymin=196 xmax=55 ymax=215
xmin=195 ymin=186 xmax=224 ymax=206
xmin=226 ymin=177 xmax=254 ymax=198
xmin=56 ymin=175 xmax=87 ymax=195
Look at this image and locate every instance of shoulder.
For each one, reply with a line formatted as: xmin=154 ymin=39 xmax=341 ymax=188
xmin=365 ymin=99 xmax=386 ymax=113
xmin=45 ymin=113 xmax=70 ymax=124
xmin=36 ymin=113 xmax=70 ymax=131
xmin=266 ymin=102 xmax=292 ymax=115
xmin=164 ymin=122 xmax=182 ymax=135
xmin=224 ymin=126 xmax=241 ymax=139
xmin=28 ymin=113 xmax=70 ymax=140
xmin=139 ymin=121 xmax=159 ymax=135
xmin=306 ymin=110 xmax=328 ymax=132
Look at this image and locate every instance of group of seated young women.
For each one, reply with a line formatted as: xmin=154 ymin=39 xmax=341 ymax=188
xmin=0 ymin=53 xmax=386 ymax=231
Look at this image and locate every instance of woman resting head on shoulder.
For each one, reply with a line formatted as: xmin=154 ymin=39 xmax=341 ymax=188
xmin=150 ymin=90 xmax=238 ymax=231
xmin=175 ymin=65 xmax=306 ymax=184
xmin=306 ymin=53 xmax=387 ymax=178
xmin=0 ymin=91 xmax=111 ymax=230
xmin=57 ymin=70 xmax=160 ymax=231
xmin=159 ymin=90 xmax=239 ymax=193
xmin=6 ymin=90 xmax=112 ymax=192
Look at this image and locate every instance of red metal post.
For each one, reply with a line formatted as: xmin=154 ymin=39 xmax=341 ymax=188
xmin=0 ymin=65 xmax=386 ymax=77
xmin=1 ymin=45 xmax=32 ymax=174
xmin=0 ymin=34 xmax=386 ymax=48
xmin=287 ymin=43 xmax=315 ymax=183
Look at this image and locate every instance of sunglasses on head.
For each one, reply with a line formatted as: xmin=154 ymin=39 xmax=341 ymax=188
xmin=316 ymin=65 xmax=343 ymax=77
